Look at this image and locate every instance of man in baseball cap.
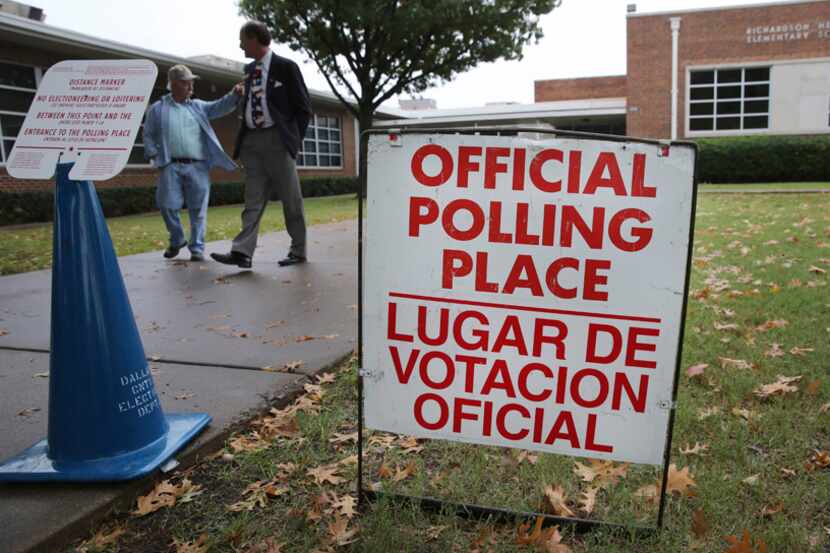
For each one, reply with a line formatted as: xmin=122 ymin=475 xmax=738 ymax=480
xmin=167 ymin=64 xmax=199 ymax=85
xmin=143 ymin=64 xmax=243 ymax=261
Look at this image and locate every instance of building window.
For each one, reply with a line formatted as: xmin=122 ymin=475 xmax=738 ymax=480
xmin=688 ymin=67 xmax=770 ymax=132
xmin=0 ymin=61 xmax=39 ymax=164
xmin=298 ymin=115 xmax=342 ymax=168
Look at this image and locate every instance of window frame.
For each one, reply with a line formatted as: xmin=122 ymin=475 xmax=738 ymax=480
xmin=298 ymin=114 xmax=343 ymax=170
xmin=685 ymin=62 xmax=773 ymax=138
xmin=0 ymin=60 xmax=41 ymax=166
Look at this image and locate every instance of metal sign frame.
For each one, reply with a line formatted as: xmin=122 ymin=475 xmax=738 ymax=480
xmin=356 ymin=126 xmax=698 ymax=533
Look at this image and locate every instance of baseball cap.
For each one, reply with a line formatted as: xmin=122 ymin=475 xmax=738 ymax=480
xmin=168 ymin=64 xmax=200 ymax=82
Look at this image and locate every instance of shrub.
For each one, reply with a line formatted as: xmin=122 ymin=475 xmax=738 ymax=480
xmin=0 ymin=176 xmax=359 ymax=226
xmin=695 ymin=135 xmax=830 ymax=183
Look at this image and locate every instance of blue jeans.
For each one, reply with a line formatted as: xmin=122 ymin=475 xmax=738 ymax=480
xmin=156 ymin=161 xmax=210 ymax=254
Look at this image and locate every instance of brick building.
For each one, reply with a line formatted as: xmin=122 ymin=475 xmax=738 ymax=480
xmin=0 ymin=6 xmax=368 ymax=192
xmin=536 ymin=0 xmax=830 ymax=140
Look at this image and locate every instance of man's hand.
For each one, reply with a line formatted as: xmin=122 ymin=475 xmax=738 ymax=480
xmin=233 ymin=81 xmax=245 ymax=96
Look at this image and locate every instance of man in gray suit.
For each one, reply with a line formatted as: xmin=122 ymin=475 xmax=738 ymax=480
xmin=212 ymin=21 xmax=312 ymax=269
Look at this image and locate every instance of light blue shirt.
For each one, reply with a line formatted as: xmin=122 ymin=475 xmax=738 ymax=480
xmin=167 ymin=100 xmax=205 ymax=160
xmin=144 ymin=91 xmax=239 ymax=171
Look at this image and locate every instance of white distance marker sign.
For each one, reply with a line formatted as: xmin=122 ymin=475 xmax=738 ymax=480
xmin=362 ymin=132 xmax=696 ymax=466
xmin=6 ymin=59 xmax=157 ymax=181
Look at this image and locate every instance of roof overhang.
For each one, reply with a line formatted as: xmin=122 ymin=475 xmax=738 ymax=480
xmin=375 ymin=97 xmax=627 ymax=127
xmin=0 ymin=11 xmax=345 ymax=108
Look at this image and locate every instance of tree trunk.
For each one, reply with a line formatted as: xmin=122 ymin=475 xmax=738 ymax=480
xmin=358 ymin=107 xmax=373 ymax=199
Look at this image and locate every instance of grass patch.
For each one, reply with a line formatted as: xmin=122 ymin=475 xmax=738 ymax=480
xmin=0 ymin=194 xmax=358 ymax=276
xmin=67 ymin=193 xmax=830 ymax=552
xmin=699 ymin=182 xmax=830 ymax=191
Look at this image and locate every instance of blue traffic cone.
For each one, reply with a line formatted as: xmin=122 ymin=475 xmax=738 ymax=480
xmin=0 ymin=163 xmax=210 ymax=481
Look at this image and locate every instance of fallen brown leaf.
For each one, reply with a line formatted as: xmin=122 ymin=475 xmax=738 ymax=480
xmin=338 ymin=454 xmax=358 ymax=467
xmin=719 ymin=357 xmax=754 ymax=370
xmin=763 ymin=343 xmax=785 ymax=358
xmin=329 ymin=432 xmax=358 ymax=444
xmin=227 ymin=479 xmax=288 ymax=511
xmin=578 ymin=487 xmax=597 ymax=515
xmin=666 ymin=464 xmax=696 ymax=497
xmin=755 ymin=319 xmax=788 ymax=332
xmin=399 ymin=436 xmax=425 ymax=454
xmin=742 ymin=473 xmax=760 ymax=486
xmin=332 ymin=494 xmax=358 ymax=519
xmin=732 ymin=407 xmax=758 ymax=421
xmin=760 ymin=501 xmax=783 ymax=518
xmin=316 ymin=372 xmax=336 ymax=384
xmin=426 ymin=525 xmax=448 ymax=540
xmin=680 ymin=442 xmax=709 ymax=456
xmin=307 ymin=463 xmax=347 ymax=485
xmin=327 ymin=516 xmax=358 ymax=546
xmin=378 ymin=463 xmax=393 ymax=479
xmin=229 ymin=432 xmax=270 ymax=453
xmin=515 ymin=517 xmax=572 ymax=552
xmin=724 ymin=528 xmax=767 ymax=553
xmin=754 ymin=375 xmax=802 ymax=399
xmin=132 ymin=480 xmax=179 ymax=516
xmin=543 ymin=485 xmax=575 ymax=517
xmin=572 ymin=460 xmax=628 ymax=488
xmin=392 ymin=460 xmax=417 ymax=482
xmin=686 ymin=363 xmax=708 ymax=378
xmin=691 ymin=509 xmax=709 ymax=538
xmin=805 ymin=379 xmax=821 ymax=396
xmin=75 ymin=525 xmax=126 ymax=553
xmin=805 ymin=450 xmax=830 ymax=472
xmin=172 ymin=534 xmax=208 ymax=553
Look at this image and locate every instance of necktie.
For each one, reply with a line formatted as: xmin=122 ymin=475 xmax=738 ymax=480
xmin=251 ymin=61 xmax=265 ymax=128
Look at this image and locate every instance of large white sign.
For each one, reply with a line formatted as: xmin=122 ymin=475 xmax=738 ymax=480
xmin=6 ymin=59 xmax=156 ymax=181
xmin=363 ymin=132 xmax=696 ymax=466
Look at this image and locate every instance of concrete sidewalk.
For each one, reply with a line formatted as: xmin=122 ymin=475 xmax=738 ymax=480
xmin=0 ymin=219 xmax=359 ymax=553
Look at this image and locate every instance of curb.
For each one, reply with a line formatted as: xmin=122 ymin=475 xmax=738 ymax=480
xmin=23 ymin=351 xmax=354 ymax=553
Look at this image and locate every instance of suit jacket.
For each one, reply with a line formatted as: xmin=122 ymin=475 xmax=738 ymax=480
xmin=233 ymin=52 xmax=312 ymax=160
xmin=144 ymin=92 xmax=239 ymax=171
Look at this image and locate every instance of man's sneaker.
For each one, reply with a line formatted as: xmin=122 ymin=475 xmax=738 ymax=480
xmin=163 ymin=242 xmax=187 ymax=259
xmin=190 ymin=252 xmax=205 ymax=262
xmin=210 ymin=251 xmax=252 ymax=268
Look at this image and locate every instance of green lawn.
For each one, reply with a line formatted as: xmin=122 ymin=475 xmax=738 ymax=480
xmin=0 ymin=194 xmax=358 ymax=275
xmin=67 ymin=192 xmax=830 ymax=553
xmin=699 ymin=182 xmax=830 ymax=191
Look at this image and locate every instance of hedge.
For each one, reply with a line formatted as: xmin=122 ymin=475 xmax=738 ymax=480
xmin=695 ymin=135 xmax=830 ymax=183
xmin=0 ymin=175 xmax=359 ymax=226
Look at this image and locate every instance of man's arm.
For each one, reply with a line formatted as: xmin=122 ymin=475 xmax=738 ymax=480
xmin=142 ymin=104 xmax=160 ymax=162
xmin=285 ymin=61 xmax=312 ymax=138
xmin=196 ymin=86 xmax=243 ymax=120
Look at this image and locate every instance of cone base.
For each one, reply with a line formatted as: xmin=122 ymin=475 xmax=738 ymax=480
xmin=0 ymin=413 xmax=211 ymax=482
